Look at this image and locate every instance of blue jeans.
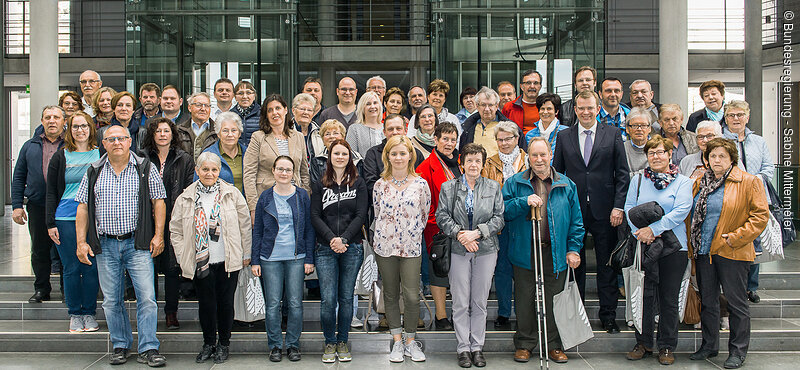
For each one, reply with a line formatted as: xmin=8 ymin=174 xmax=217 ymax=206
xmin=261 ymin=258 xmax=305 ymax=350
xmin=55 ymin=220 xmax=98 ymax=316
xmin=494 ymin=231 xmax=514 ymax=318
xmin=96 ymin=236 xmax=158 ymax=352
xmin=315 ymin=242 xmax=363 ymax=344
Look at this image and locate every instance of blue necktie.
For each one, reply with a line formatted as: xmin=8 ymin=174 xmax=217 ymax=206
xmin=583 ymin=130 xmax=593 ymax=166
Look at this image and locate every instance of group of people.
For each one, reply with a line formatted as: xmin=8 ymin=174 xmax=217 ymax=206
xmin=10 ymin=67 xmax=772 ymax=369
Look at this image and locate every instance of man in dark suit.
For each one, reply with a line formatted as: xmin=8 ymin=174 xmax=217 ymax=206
xmin=552 ymin=90 xmax=630 ymax=334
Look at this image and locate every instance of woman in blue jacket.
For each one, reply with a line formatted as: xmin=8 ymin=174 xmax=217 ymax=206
xmin=232 ymin=81 xmax=261 ymax=146
xmin=251 ymin=155 xmax=315 ymax=363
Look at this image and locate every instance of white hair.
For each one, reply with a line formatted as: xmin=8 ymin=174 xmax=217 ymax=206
xmin=494 ymin=121 xmax=520 ymax=139
xmin=473 ymin=86 xmax=500 ymax=106
xmin=187 ymin=92 xmax=210 ymax=105
xmin=629 ymin=79 xmax=652 ymax=91
xmin=366 ymin=75 xmax=386 ymax=88
xmin=196 ymin=152 xmax=222 ymax=169
xmin=626 ymin=106 xmax=656 ymax=125
xmin=214 ymin=112 xmax=243 ymax=136
xmin=695 ymin=120 xmax=723 ymax=138
xmin=292 ymin=93 xmax=317 ymax=108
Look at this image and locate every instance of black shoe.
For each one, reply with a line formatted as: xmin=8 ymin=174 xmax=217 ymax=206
xmin=689 ymin=348 xmax=719 ymax=360
xmin=494 ymin=316 xmax=509 ymax=328
xmin=287 ymin=347 xmax=301 ymax=361
xmin=724 ymin=354 xmax=746 ymax=369
xmin=747 ymin=291 xmax=760 ymax=303
xmin=28 ymin=291 xmax=50 ymax=303
xmin=602 ymin=320 xmax=620 ymax=334
xmin=435 ymin=317 xmax=454 ymax=331
xmin=214 ymin=344 xmax=229 ymax=364
xmin=471 ymin=350 xmax=486 ymax=367
xmin=109 ymin=348 xmax=129 ymax=365
xmin=137 ymin=349 xmax=166 ymax=367
xmin=269 ymin=347 xmax=282 ymax=362
xmin=457 ymin=352 xmax=472 ymax=368
xmin=196 ymin=344 xmax=215 ymax=363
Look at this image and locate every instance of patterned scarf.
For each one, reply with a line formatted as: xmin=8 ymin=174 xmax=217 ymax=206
xmin=416 ymin=131 xmax=436 ymax=147
xmin=643 ymin=163 xmax=679 ymax=190
xmin=689 ymin=165 xmax=732 ymax=259
xmin=461 ymin=174 xmax=475 ymax=215
xmin=498 ymin=147 xmax=520 ymax=180
xmin=234 ymin=104 xmax=254 ymax=118
xmin=193 ymin=180 xmax=221 ymax=279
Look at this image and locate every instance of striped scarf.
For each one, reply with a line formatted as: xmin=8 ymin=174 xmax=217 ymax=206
xmin=194 ymin=180 xmax=221 ymax=279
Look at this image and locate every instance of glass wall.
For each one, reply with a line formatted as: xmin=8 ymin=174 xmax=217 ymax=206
xmin=431 ymin=0 xmax=605 ymax=112
xmin=126 ymin=0 xmax=297 ymax=105
xmin=126 ymin=0 xmax=604 ymax=110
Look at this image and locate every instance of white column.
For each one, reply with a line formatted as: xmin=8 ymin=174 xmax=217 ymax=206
xmin=659 ymin=0 xmax=689 ymax=120
xmin=29 ymin=0 xmax=60 ymax=133
xmin=744 ymin=0 xmax=763 ymax=134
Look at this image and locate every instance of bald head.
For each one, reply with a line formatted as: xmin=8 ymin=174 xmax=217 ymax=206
xmin=336 ymin=77 xmax=357 ymax=106
xmin=79 ymin=70 xmax=103 ymax=101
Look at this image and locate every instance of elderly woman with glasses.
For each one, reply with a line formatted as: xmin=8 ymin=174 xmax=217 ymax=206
xmin=170 ymin=152 xmax=251 ymax=364
xmin=231 ymin=81 xmax=260 ymax=147
xmin=623 ymin=135 xmax=694 ymax=365
xmin=292 ymin=93 xmax=325 ymax=160
xmin=679 ymin=120 xmax=724 ymax=179
xmin=310 ymin=119 xmax=363 ymax=185
xmin=623 ymin=107 xmax=657 ymax=174
xmin=201 ymin=112 xmax=247 ymax=193
xmin=688 ymin=138 xmax=769 ymax=369
xmin=481 ymin=120 xmax=529 ymax=327
xmin=722 ymin=100 xmax=774 ymax=305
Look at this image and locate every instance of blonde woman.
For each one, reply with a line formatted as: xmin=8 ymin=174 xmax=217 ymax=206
xmin=372 ymin=135 xmax=431 ymax=363
xmin=346 ymin=91 xmax=385 ymax=157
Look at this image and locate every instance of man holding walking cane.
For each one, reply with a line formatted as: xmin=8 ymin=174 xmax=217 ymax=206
xmin=503 ymin=137 xmax=585 ymax=364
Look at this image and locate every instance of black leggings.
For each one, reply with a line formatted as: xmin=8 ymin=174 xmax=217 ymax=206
xmin=194 ymin=263 xmax=239 ymax=346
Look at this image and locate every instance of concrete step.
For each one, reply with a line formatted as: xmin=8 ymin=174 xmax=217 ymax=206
xmin=3 ymin=289 xmax=800 ymax=322
xmin=0 ymin=319 xmax=798 ymax=354
xmin=3 ymin=270 xmax=800 ymax=294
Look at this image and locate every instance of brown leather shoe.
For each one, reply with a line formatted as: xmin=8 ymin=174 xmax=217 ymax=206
xmin=165 ymin=312 xmax=180 ymax=330
xmin=626 ymin=343 xmax=653 ymax=360
xmin=548 ymin=349 xmax=568 ymax=363
xmin=658 ymin=348 xmax=675 ymax=365
xmin=514 ymin=349 xmax=531 ymax=362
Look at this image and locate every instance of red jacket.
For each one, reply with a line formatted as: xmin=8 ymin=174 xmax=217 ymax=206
xmin=416 ymin=151 xmax=457 ymax=253
xmin=501 ymin=95 xmax=539 ymax=134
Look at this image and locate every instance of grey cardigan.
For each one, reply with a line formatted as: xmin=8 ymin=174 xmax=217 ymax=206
xmin=435 ymin=176 xmax=505 ymax=256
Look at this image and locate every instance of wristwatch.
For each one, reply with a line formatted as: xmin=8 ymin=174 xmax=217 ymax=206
xmin=341 ymin=238 xmax=349 ymax=246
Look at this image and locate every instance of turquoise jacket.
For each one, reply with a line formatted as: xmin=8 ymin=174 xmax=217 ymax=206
xmin=502 ymin=168 xmax=585 ymax=274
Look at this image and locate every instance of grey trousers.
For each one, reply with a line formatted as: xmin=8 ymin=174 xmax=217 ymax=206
xmin=376 ymin=255 xmax=421 ymax=336
xmin=450 ymin=251 xmax=497 ymax=353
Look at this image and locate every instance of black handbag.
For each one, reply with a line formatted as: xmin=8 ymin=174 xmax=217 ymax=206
xmin=430 ymin=181 xmax=460 ymax=278
xmin=607 ymin=173 xmax=642 ymax=271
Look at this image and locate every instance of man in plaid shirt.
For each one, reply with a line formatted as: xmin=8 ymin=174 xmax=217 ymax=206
xmin=75 ymin=125 xmax=168 ymax=367
xmin=597 ymin=77 xmax=631 ymax=141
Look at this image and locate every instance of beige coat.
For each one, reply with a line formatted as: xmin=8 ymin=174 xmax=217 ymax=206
xmin=243 ymin=129 xmax=311 ymax=210
xmin=170 ymin=180 xmax=252 ymax=279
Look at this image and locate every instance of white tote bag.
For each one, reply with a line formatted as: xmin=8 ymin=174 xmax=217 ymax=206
xmin=755 ymin=211 xmax=785 ymax=264
xmin=553 ymin=267 xmax=594 ymax=350
xmin=233 ymin=267 xmax=266 ymax=322
xmin=622 ymin=241 xmax=645 ymax=334
xmin=677 ymin=262 xmax=691 ymax=322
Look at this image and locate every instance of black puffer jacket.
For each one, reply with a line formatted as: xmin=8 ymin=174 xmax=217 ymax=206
xmin=310 ymin=177 xmax=368 ymax=245
xmin=147 ymin=147 xmax=195 ymax=271
xmin=628 ymin=200 xmax=683 ymax=282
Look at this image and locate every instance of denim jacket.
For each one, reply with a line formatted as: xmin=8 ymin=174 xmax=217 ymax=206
xmin=251 ymin=186 xmax=315 ymax=265
xmin=435 ymin=176 xmax=505 ymax=256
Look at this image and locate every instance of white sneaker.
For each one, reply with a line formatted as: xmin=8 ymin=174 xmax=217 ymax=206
xmin=721 ymin=316 xmax=730 ymax=330
xmin=351 ymin=317 xmax=364 ymax=328
xmin=69 ymin=315 xmax=84 ymax=333
xmin=404 ymin=340 xmax=426 ymax=362
xmin=389 ymin=341 xmax=405 ymax=363
xmin=694 ymin=322 xmax=702 ymax=329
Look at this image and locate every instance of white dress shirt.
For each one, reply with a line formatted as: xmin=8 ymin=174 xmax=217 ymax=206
xmin=578 ymin=121 xmax=598 ymax=162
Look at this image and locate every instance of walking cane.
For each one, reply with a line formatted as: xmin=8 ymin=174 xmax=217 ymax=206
xmin=531 ymin=205 xmax=550 ymax=370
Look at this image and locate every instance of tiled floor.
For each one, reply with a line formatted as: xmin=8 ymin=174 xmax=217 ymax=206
xmin=0 ymin=352 xmax=797 ymax=369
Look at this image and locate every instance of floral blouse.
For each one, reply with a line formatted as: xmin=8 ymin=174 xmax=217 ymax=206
xmin=372 ymin=176 xmax=431 ymax=258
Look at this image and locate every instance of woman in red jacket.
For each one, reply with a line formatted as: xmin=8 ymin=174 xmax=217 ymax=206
xmin=416 ymin=121 xmax=460 ymax=330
